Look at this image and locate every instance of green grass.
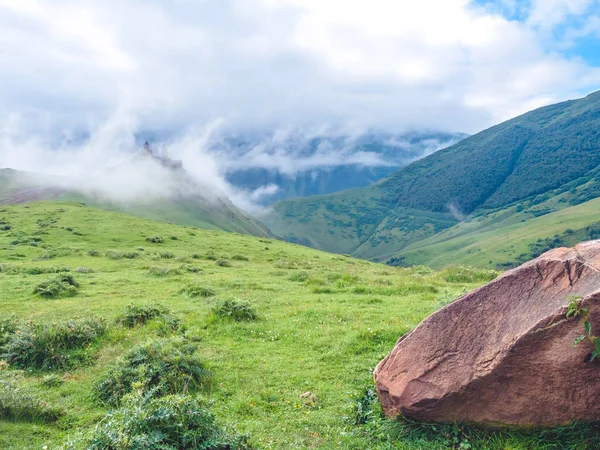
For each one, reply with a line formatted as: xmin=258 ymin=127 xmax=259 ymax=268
xmin=0 ymin=201 xmax=597 ymax=449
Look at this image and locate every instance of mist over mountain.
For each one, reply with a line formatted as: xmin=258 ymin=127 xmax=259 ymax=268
xmin=266 ymin=90 xmax=600 ymax=268
xmin=215 ymin=130 xmax=467 ymax=205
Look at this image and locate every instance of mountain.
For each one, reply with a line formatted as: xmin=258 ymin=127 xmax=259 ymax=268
xmin=0 ymin=152 xmax=271 ymax=237
xmin=265 ymin=90 xmax=600 ymax=268
xmin=219 ymin=131 xmax=467 ymax=204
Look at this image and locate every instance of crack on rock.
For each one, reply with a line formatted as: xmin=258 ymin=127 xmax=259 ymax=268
xmin=565 ymin=260 xmax=574 ymax=288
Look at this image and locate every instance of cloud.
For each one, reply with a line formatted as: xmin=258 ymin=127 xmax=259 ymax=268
xmin=527 ymin=0 xmax=596 ymax=31
xmin=0 ymin=0 xmax=598 ymax=139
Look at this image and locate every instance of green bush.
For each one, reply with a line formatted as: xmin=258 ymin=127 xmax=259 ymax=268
xmin=42 ymin=374 xmax=64 ymax=388
xmin=145 ymin=236 xmax=164 ymax=243
xmin=288 ymin=271 xmax=309 ymax=282
xmin=215 ymin=259 xmax=231 ymax=267
xmin=159 ymin=251 xmax=175 ymax=259
xmin=147 ymin=266 xmax=181 ymax=277
xmin=33 ymin=274 xmax=79 ymax=298
xmin=87 ymin=249 xmax=101 ymax=257
xmin=34 ymin=247 xmax=78 ymax=260
xmin=182 ymin=285 xmax=216 ymax=298
xmin=213 ymin=300 xmax=258 ymax=321
xmin=442 ymin=266 xmax=499 ymax=283
xmin=231 ymin=254 xmax=249 ymax=261
xmin=0 ymin=380 xmax=64 ymax=422
xmin=0 ymin=265 xmax=70 ymax=275
xmin=181 ymin=264 xmax=204 ymax=273
xmin=313 ymin=287 xmax=334 ymax=294
xmin=94 ymin=339 xmax=211 ymax=405
xmin=68 ymin=393 xmax=250 ymax=449
xmin=1 ymin=317 xmax=107 ymax=371
xmin=0 ymin=315 xmax=17 ymax=347
xmin=118 ymin=303 xmax=174 ymax=328
xmin=105 ymin=250 xmax=139 ymax=260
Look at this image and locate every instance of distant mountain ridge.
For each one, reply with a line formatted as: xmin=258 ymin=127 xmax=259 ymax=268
xmin=265 ymin=90 xmax=600 ymax=268
xmin=0 ymin=150 xmax=271 ymax=237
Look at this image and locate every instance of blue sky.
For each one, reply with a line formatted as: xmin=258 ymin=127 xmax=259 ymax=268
xmin=475 ymin=0 xmax=600 ymax=65
xmin=0 ymin=0 xmax=599 ymax=141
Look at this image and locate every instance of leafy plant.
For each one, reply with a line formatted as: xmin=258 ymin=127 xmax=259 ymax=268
xmin=567 ymin=297 xmax=600 ymax=361
xmin=288 ymin=271 xmax=309 ymax=282
xmin=117 ymin=303 xmax=174 ymax=328
xmin=147 ymin=266 xmax=181 ymax=277
xmin=94 ymin=338 xmax=211 ymax=405
xmin=215 ymin=258 xmax=231 ymax=267
xmin=213 ymin=300 xmax=258 ymax=321
xmin=232 ymin=254 xmax=249 ymax=261
xmin=67 ymin=393 xmax=250 ymax=449
xmin=0 ymin=315 xmax=17 ymax=347
xmin=181 ymin=285 xmax=216 ymax=298
xmin=145 ymin=235 xmax=164 ymax=243
xmin=1 ymin=317 xmax=107 ymax=371
xmin=0 ymin=380 xmax=64 ymax=422
xmin=33 ymin=274 xmax=79 ymax=298
xmin=442 ymin=267 xmax=499 ymax=283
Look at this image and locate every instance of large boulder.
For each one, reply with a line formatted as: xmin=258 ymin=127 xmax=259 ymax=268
xmin=374 ymin=242 xmax=600 ymax=426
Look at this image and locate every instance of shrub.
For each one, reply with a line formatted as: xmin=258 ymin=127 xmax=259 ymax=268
xmin=181 ymin=264 xmax=204 ymax=273
xmin=87 ymin=249 xmax=100 ymax=256
xmin=442 ymin=267 xmax=499 ymax=283
xmin=94 ymin=339 xmax=211 ymax=405
xmin=213 ymin=300 xmax=258 ymax=321
xmin=69 ymin=393 xmax=250 ymax=449
xmin=313 ymin=287 xmax=334 ymax=294
xmin=145 ymin=235 xmax=164 ymax=244
xmin=1 ymin=265 xmax=70 ymax=275
xmin=106 ymin=250 xmax=139 ymax=260
xmin=215 ymin=259 xmax=231 ymax=267
xmin=0 ymin=315 xmax=17 ymax=347
xmin=0 ymin=380 xmax=64 ymax=422
xmin=25 ymin=266 xmax=70 ymax=275
xmin=182 ymin=285 xmax=216 ymax=298
xmin=147 ymin=266 xmax=181 ymax=277
xmin=105 ymin=250 xmax=123 ymax=260
xmin=33 ymin=274 xmax=79 ymax=298
xmin=288 ymin=271 xmax=309 ymax=282
xmin=205 ymin=253 xmax=218 ymax=261
xmin=42 ymin=374 xmax=64 ymax=388
xmin=1 ymin=317 xmax=107 ymax=371
xmin=118 ymin=303 xmax=173 ymax=328
xmin=34 ymin=247 xmax=78 ymax=260
xmin=231 ymin=255 xmax=249 ymax=261
xmin=159 ymin=251 xmax=175 ymax=259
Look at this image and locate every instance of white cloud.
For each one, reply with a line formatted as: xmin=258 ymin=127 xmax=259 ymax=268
xmin=0 ymin=0 xmax=598 ymax=141
xmin=527 ymin=0 xmax=595 ymax=30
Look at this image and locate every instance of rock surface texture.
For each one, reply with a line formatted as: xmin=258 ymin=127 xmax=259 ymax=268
xmin=374 ymin=242 xmax=600 ymax=426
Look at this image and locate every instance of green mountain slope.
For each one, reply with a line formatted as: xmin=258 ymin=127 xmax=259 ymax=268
xmin=266 ymin=90 xmax=600 ymax=267
xmin=0 ymin=201 xmax=518 ymax=449
xmin=0 ymin=167 xmax=271 ymax=238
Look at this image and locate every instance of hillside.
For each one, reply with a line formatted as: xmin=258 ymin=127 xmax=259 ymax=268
xmin=222 ymin=131 xmax=467 ymax=204
xmin=2 ymin=202 xmax=596 ymax=449
xmin=266 ymin=90 xmax=600 ymax=267
xmin=0 ymin=165 xmax=271 ymax=238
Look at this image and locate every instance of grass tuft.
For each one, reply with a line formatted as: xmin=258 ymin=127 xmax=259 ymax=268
xmin=94 ymin=338 xmax=211 ymax=405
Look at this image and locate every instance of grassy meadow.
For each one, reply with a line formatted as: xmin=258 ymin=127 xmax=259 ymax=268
xmin=0 ymin=202 xmax=598 ymax=449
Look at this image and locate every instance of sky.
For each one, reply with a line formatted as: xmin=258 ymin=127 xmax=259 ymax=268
xmin=0 ymin=0 xmax=599 ymax=141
